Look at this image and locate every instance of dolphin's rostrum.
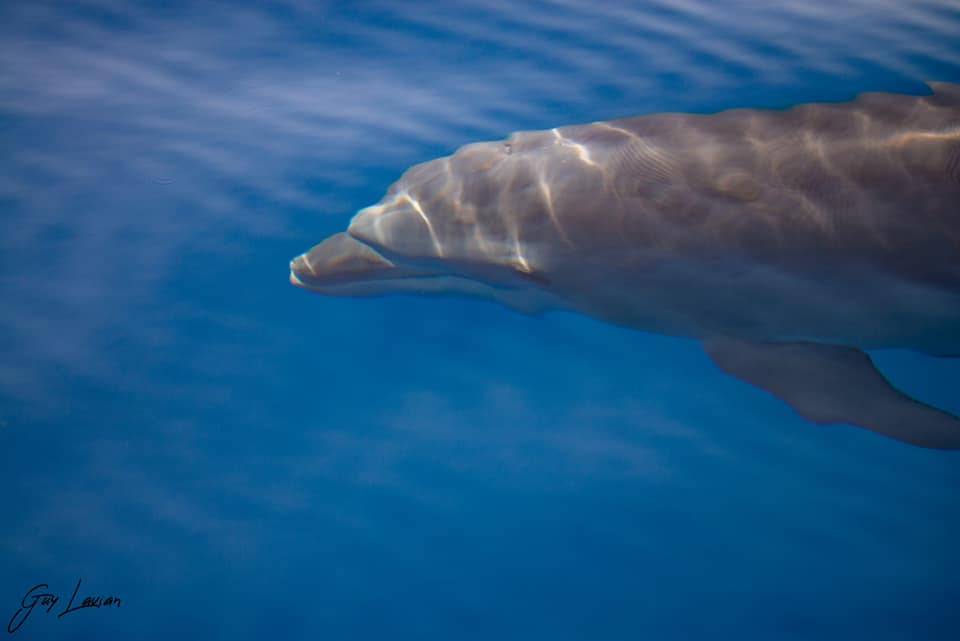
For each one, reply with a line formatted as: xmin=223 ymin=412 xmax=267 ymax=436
xmin=292 ymin=82 xmax=960 ymax=448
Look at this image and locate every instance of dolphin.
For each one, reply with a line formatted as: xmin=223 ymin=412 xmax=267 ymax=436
xmin=291 ymin=82 xmax=960 ymax=449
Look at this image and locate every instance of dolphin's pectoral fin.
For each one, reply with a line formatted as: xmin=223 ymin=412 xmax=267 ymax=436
xmin=702 ymin=337 xmax=960 ymax=449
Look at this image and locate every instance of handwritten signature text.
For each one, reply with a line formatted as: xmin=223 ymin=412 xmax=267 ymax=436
xmin=7 ymin=579 xmax=121 ymax=634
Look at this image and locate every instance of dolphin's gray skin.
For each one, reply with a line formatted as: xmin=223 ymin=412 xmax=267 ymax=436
xmin=291 ymin=82 xmax=960 ymax=448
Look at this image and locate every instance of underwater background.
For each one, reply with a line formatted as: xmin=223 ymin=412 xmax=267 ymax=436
xmin=1 ymin=1 xmax=959 ymax=639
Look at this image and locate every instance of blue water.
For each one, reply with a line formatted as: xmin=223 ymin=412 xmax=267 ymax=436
xmin=1 ymin=1 xmax=959 ymax=639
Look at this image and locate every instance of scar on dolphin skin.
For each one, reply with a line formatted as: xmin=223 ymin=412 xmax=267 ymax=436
xmin=291 ymin=82 xmax=960 ymax=449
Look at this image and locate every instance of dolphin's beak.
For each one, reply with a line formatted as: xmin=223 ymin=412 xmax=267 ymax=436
xmin=289 ymin=232 xmax=439 ymax=294
xmin=289 ymin=232 xmax=398 ymax=289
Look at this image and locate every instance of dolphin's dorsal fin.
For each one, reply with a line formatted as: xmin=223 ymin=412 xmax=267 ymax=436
xmin=703 ymin=337 xmax=960 ymax=449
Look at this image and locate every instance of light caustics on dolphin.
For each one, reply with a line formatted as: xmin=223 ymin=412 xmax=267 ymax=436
xmin=291 ymin=82 xmax=960 ymax=449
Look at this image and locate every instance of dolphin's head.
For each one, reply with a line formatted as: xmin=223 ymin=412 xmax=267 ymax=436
xmin=290 ymin=138 xmax=564 ymax=309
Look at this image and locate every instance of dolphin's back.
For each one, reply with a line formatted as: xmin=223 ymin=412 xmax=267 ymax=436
xmin=545 ymin=82 xmax=960 ymax=280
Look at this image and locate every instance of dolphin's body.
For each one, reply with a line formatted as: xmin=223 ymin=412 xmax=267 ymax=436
xmin=291 ymin=82 xmax=960 ymax=448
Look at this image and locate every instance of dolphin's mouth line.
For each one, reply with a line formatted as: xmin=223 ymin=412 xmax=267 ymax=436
xmin=288 ymin=230 xmax=549 ymax=301
xmin=288 ymin=231 xmax=449 ymax=292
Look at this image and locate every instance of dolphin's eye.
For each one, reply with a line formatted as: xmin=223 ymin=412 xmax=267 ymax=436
xmin=503 ymin=142 xmax=513 ymax=155
xmin=510 ymin=263 xmax=550 ymax=286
